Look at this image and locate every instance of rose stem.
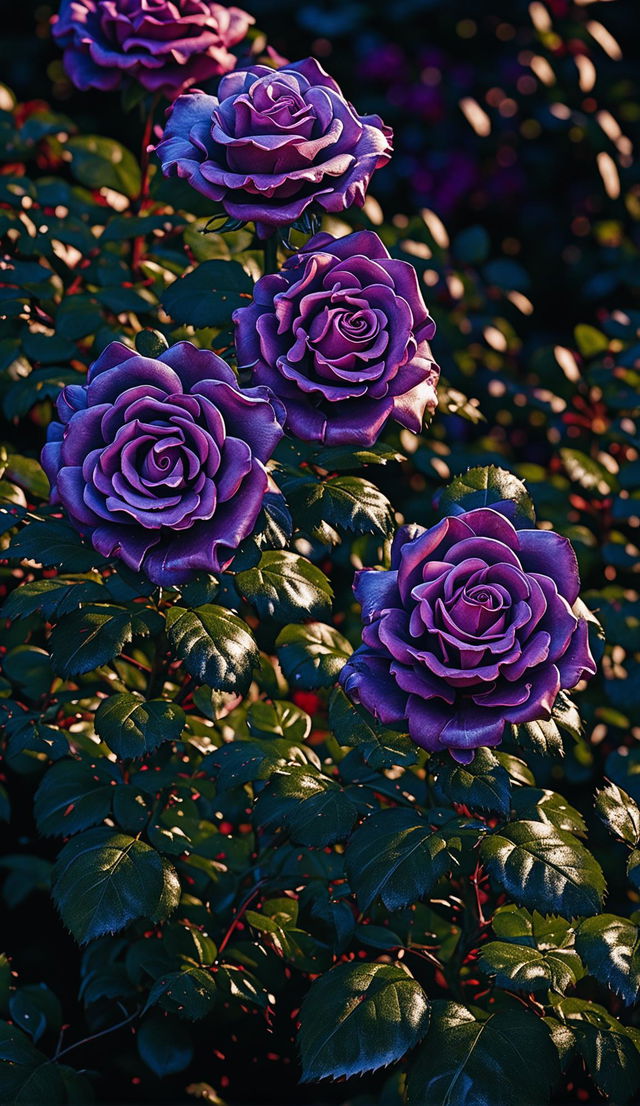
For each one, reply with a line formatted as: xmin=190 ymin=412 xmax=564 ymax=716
xmin=132 ymin=92 xmax=161 ymax=276
xmin=263 ymin=235 xmax=279 ymax=275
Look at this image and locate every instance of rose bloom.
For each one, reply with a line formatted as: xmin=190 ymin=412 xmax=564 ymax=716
xmin=340 ymin=507 xmax=596 ymax=762
xmin=41 ymin=341 xmax=284 ymax=585
xmin=233 ymin=230 xmax=439 ymax=446
xmin=154 ymin=58 xmax=393 ymax=236
xmin=52 ymin=0 xmax=254 ymax=96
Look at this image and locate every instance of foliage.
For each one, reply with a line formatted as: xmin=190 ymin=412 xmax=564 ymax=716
xmin=0 ymin=1 xmax=639 ymax=1104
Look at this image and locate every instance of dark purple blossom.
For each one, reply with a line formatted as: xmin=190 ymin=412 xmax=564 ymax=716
xmin=340 ymin=507 xmax=596 ymax=762
xmin=52 ymin=0 xmax=254 ymax=96
xmin=153 ymin=58 xmax=393 ymax=236
xmin=233 ymin=230 xmax=439 ymax=446
xmin=41 ymin=341 xmax=284 ymax=585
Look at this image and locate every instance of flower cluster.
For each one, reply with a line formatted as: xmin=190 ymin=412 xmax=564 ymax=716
xmin=42 ymin=0 xmax=598 ymax=763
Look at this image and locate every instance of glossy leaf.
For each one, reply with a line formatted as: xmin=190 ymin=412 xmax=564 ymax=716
xmin=95 ymin=694 xmax=185 ymax=759
xmin=52 ymin=828 xmax=179 ymax=943
xmin=346 ymin=808 xmax=453 ymax=911
xmin=236 ymin=551 xmax=333 ymax=622
xmin=299 ymin=962 xmax=429 ymax=1081
xmin=406 ymin=1001 xmax=558 ymax=1106
xmin=576 ymin=914 xmax=640 ymax=1005
xmin=276 ymin=622 xmax=352 ymax=689
xmin=166 ymin=604 xmax=258 ymax=693
xmin=480 ymin=821 xmax=605 ymax=919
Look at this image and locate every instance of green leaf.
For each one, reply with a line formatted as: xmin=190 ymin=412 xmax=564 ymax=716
xmin=0 ymin=1022 xmax=67 ymax=1104
xmin=55 ymin=296 xmax=103 ymax=341
xmin=1 ymin=576 xmax=106 ymax=621
xmin=276 ymin=622 xmax=352 ymax=689
xmin=49 ymin=605 xmax=159 ymax=677
xmin=2 ymin=647 xmax=53 ymax=698
xmin=479 ymin=941 xmax=583 ymax=994
xmin=439 ymin=465 xmax=535 ymax=525
xmin=95 ymin=694 xmax=185 ymax=759
xmin=328 ymin=687 xmax=417 ymax=769
xmin=314 ymin=443 xmax=405 ymax=470
xmin=311 ymin=476 xmax=394 ymax=537
xmin=67 ymin=135 xmax=141 ymax=198
xmin=9 ymin=985 xmax=62 ymax=1045
xmin=161 ymin=260 xmax=252 ymax=327
xmin=595 ymin=782 xmax=640 ymax=846
xmin=147 ymin=966 xmax=217 ymax=1021
xmin=5 ymin=517 xmax=103 ymax=572
xmin=345 ymin=808 xmax=453 ymax=912
xmin=0 ymin=856 xmax=52 ymax=909
xmin=552 ymin=691 xmax=583 ymax=741
xmin=236 ymin=551 xmax=332 ymax=622
xmin=406 ymin=1001 xmax=558 ymax=1106
xmin=576 ymin=914 xmax=640 ymax=1005
xmin=480 ymin=820 xmax=605 ymax=919
xmin=255 ymin=765 xmax=359 ymax=846
xmin=509 ymin=788 xmax=586 ymax=836
xmin=165 ymin=604 xmax=258 ymax=693
xmin=515 ymin=718 xmax=564 ymax=758
xmin=204 ymin=740 xmax=285 ymax=791
xmin=52 ymin=828 xmax=179 ymax=943
xmin=247 ymin=699 xmax=311 ymax=743
xmin=433 ymin=748 xmax=511 ymax=815
xmin=551 ymin=995 xmax=640 ymax=1103
xmin=298 ymin=961 xmax=430 ymax=1081
xmin=34 ymin=758 xmax=119 ymax=837
xmin=137 ymin=1013 xmax=193 ymax=1076
xmin=2 ymin=456 xmax=49 ymax=500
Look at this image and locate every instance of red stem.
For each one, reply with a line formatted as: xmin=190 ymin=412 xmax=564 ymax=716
xmin=217 ymin=879 xmax=267 ymax=957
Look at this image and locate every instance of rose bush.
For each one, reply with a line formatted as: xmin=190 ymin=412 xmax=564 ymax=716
xmin=5 ymin=0 xmax=640 ymax=1101
xmin=154 ymin=57 xmax=393 ymax=235
xmin=41 ymin=340 xmax=284 ymax=584
xmin=341 ymin=507 xmax=596 ymax=762
xmin=233 ymin=230 xmax=439 ymax=444
xmin=52 ymin=0 xmax=254 ymax=95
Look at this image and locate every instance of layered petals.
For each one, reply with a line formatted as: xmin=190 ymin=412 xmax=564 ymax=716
xmin=154 ymin=59 xmax=393 ymax=236
xmin=52 ymin=0 xmax=254 ymax=96
xmin=233 ymin=230 xmax=439 ymax=446
xmin=42 ymin=339 xmax=284 ymax=586
xmin=339 ymin=506 xmax=596 ymax=761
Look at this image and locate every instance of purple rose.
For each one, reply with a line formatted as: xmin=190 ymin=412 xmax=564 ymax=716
xmin=41 ymin=341 xmax=284 ymax=585
xmin=340 ymin=508 xmax=596 ymax=762
xmin=153 ymin=58 xmax=393 ymax=236
xmin=233 ymin=231 xmax=439 ymax=446
xmin=52 ymin=0 xmax=254 ymax=96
